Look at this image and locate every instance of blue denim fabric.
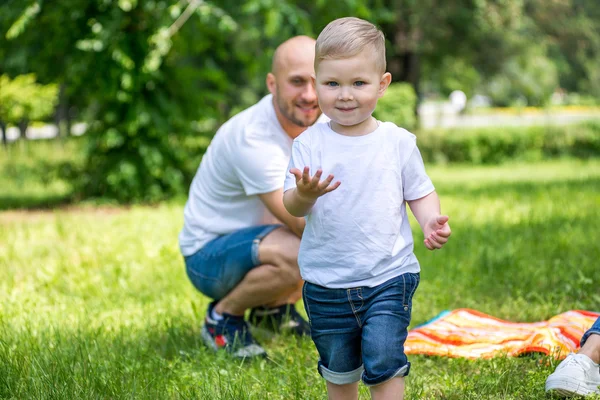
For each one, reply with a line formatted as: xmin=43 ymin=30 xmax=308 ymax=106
xmin=184 ymin=224 xmax=281 ymax=300
xmin=303 ymin=273 xmax=420 ymax=386
xmin=580 ymin=316 xmax=600 ymax=347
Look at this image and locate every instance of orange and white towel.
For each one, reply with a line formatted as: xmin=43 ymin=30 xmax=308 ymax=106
xmin=405 ymin=309 xmax=600 ymax=359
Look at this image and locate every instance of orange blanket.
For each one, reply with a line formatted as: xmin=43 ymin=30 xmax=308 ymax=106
xmin=405 ymin=309 xmax=600 ymax=360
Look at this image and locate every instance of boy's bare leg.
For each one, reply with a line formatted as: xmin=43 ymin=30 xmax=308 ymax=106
xmin=326 ymin=381 xmax=359 ymax=400
xmin=370 ymin=377 xmax=405 ymax=400
xmin=215 ymin=227 xmax=302 ymax=316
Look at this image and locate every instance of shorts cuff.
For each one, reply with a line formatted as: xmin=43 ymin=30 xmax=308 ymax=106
xmin=581 ymin=330 xmax=600 ymax=347
xmin=363 ymin=362 xmax=411 ymax=387
xmin=250 ymin=225 xmax=282 ymax=265
xmin=319 ymin=363 xmax=364 ymax=385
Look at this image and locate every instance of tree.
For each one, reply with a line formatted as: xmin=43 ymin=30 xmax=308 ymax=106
xmin=1 ymin=0 xmax=99 ymax=136
xmin=525 ymin=0 xmax=600 ymax=97
xmin=0 ymin=0 xmax=322 ymax=201
xmin=0 ymin=74 xmax=57 ymax=145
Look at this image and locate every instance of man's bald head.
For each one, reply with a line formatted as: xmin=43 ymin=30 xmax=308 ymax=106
xmin=267 ymin=35 xmax=320 ymax=138
xmin=271 ymin=35 xmax=316 ymax=76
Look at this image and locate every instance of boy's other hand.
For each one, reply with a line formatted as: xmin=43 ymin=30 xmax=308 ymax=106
xmin=424 ymin=215 xmax=451 ymax=250
xmin=290 ymin=166 xmax=341 ymax=202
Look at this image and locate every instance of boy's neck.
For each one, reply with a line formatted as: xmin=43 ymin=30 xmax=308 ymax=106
xmin=329 ymin=117 xmax=379 ymax=137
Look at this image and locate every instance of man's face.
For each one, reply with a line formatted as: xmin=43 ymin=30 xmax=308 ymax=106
xmin=272 ymin=57 xmax=321 ymax=129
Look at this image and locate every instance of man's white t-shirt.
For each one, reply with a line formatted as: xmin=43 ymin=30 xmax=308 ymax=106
xmin=284 ymin=121 xmax=435 ymax=288
xmin=179 ymin=94 xmax=292 ymax=256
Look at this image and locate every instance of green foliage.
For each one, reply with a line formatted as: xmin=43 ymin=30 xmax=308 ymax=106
xmin=2 ymin=0 xmax=600 ymax=202
xmin=373 ymin=83 xmax=417 ymax=130
xmin=1 ymin=159 xmax=599 ymax=398
xmin=561 ymin=93 xmax=600 ymax=106
xmin=0 ymin=74 xmax=58 ymax=126
xmin=526 ymin=0 xmax=600 ymax=98
xmin=484 ymin=50 xmax=559 ymax=107
xmin=5 ymin=1 xmax=40 ymax=40
xmin=424 ymin=58 xmax=482 ymax=98
xmin=0 ymin=0 xmax=322 ymax=202
xmin=417 ymin=120 xmax=600 ymax=164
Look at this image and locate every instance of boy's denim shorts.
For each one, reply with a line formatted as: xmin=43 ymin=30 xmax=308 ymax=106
xmin=184 ymin=224 xmax=281 ymax=300
xmin=303 ymin=272 xmax=420 ymax=386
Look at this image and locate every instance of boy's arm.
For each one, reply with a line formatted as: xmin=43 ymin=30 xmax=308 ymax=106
xmin=407 ymin=191 xmax=451 ymax=250
xmin=283 ymin=188 xmax=317 ymax=217
xmin=283 ymin=167 xmax=340 ymax=217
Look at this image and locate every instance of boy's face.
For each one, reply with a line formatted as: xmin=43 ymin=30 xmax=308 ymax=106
xmin=314 ymin=48 xmax=391 ymax=135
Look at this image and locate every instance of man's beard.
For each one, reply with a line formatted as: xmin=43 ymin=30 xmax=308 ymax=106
xmin=276 ymin=96 xmax=318 ymax=128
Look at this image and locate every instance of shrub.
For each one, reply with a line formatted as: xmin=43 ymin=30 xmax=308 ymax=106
xmin=416 ymin=120 xmax=600 ymax=164
xmin=374 ymin=83 xmax=417 ymax=130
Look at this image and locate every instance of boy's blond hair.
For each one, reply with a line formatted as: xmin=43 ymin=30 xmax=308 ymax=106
xmin=315 ymin=17 xmax=386 ymax=74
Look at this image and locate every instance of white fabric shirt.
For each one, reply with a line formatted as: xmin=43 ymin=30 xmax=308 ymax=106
xmin=284 ymin=121 xmax=435 ymax=288
xmin=179 ymin=94 xmax=292 ymax=256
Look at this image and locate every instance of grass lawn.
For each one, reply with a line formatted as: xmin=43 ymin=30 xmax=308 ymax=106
xmin=1 ymin=144 xmax=599 ymax=398
xmin=0 ymin=138 xmax=84 ymax=210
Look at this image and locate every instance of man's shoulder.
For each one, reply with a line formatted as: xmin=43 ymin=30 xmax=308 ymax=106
xmin=219 ymin=94 xmax=286 ymax=145
xmin=224 ymin=94 xmax=274 ymax=129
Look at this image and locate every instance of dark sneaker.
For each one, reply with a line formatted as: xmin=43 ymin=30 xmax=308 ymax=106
xmin=201 ymin=302 xmax=267 ymax=359
xmin=249 ymin=304 xmax=310 ymax=336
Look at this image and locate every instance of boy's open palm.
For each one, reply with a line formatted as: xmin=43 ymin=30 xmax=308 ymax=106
xmin=424 ymin=215 xmax=451 ymax=250
xmin=290 ymin=166 xmax=341 ymax=201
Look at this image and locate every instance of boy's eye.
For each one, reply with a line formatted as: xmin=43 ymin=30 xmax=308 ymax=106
xmin=326 ymin=81 xmax=339 ymax=87
xmin=354 ymin=81 xmax=366 ymax=86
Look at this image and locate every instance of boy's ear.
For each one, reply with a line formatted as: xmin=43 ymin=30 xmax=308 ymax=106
xmin=378 ymin=72 xmax=392 ymax=97
xmin=310 ymin=74 xmax=316 ymax=87
xmin=266 ymin=73 xmax=276 ymax=95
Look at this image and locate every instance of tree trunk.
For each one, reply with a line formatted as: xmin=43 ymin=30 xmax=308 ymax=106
xmin=18 ymin=119 xmax=29 ymax=140
xmin=0 ymin=120 xmax=7 ymax=147
xmin=388 ymin=51 xmax=421 ymax=97
xmin=54 ymin=82 xmax=70 ymax=136
xmin=381 ymin=11 xmax=423 ymax=125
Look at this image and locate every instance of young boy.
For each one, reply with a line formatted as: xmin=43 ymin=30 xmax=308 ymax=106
xmin=283 ymin=17 xmax=451 ymax=400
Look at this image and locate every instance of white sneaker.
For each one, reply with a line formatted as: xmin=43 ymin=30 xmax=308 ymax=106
xmin=545 ymin=353 xmax=600 ymax=397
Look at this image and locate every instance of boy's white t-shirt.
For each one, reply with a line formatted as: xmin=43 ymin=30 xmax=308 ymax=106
xmin=284 ymin=121 xmax=435 ymax=288
xmin=179 ymin=94 xmax=292 ymax=256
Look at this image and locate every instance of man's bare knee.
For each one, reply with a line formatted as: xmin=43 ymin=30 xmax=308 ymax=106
xmin=258 ymin=227 xmax=300 ymax=275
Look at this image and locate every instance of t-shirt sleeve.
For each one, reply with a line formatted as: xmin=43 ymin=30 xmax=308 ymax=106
xmin=402 ymin=145 xmax=435 ymax=201
xmin=233 ymin=128 xmax=290 ymax=196
xmin=284 ymin=140 xmax=311 ymax=193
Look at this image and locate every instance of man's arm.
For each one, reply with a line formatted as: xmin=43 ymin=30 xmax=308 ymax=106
xmin=259 ymin=188 xmax=306 ymax=237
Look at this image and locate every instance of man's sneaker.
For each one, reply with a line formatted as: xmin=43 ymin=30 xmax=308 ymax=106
xmin=249 ymin=304 xmax=310 ymax=336
xmin=545 ymin=353 xmax=600 ymax=397
xmin=201 ymin=302 xmax=267 ymax=359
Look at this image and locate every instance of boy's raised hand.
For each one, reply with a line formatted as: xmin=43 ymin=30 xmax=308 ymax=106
xmin=290 ymin=166 xmax=341 ymax=201
xmin=424 ymin=215 xmax=451 ymax=250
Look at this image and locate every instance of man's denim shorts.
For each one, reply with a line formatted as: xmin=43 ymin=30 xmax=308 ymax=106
xmin=303 ymin=272 xmax=420 ymax=386
xmin=184 ymin=224 xmax=281 ymax=300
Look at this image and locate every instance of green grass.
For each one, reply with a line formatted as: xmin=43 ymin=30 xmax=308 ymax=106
xmin=0 ymin=138 xmax=84 ymax=210
xmin=1 ymin=156 xmax=599 ymax=399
